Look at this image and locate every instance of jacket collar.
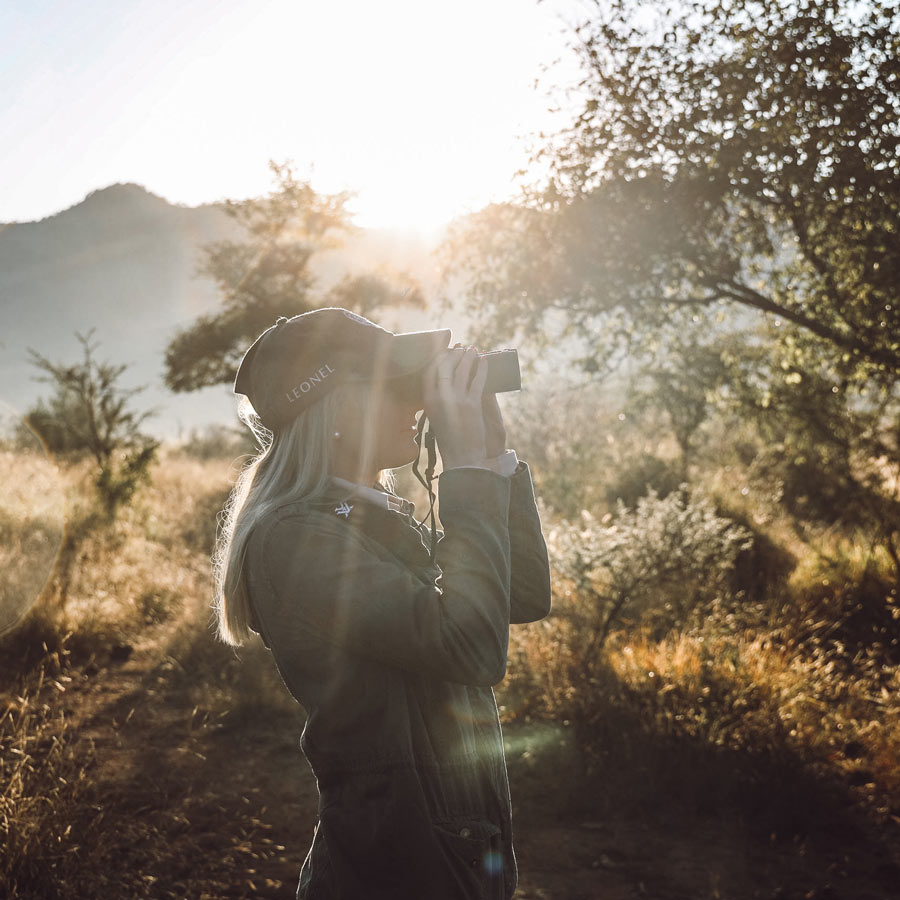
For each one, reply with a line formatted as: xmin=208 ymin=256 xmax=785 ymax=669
xmin=306 ymin=477 xmax=435 ymax=572
xmin=329 ymin=476 xmax=416 ymax=518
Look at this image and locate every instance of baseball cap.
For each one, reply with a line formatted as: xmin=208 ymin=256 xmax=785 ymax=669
xmin=234 ymin=307 xmax=451 ymax=430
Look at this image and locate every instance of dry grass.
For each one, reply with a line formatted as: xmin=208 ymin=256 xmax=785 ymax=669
xmin=0 ymin=447 xmax=308 ymax=898
xmin=0 ymin=652 xmax=93 ymax=894
xmin=0 ymin=450 xmax=66 ymax=635
xmin=2 ymin=445 xmax=899 ymax=896
xmin=604 ymin=627 xmax=900 ymax=815
xmin=0 ymin=449 xmax=216 ymax=892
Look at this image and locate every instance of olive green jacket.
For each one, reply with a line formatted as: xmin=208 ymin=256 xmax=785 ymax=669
xmin=246 ymin=462 xmax=551 ymax=900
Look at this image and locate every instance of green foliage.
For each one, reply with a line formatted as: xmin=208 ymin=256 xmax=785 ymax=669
xmin=94 ymin=442 xmax=157 ymax=518
xmin=550 ymin=487 xmax=753 ymax=646
xmin=442 ymin=0 xmax=900 ymax=380
xmin=740 ymin=357 xmax=900 ymax=572
xmin=441 ymin=0 xmax=900 ymax=575
xmin=623 ymin=329 xmax=740 ymax=471
xmin=26 ymin=332 xmax=158 ymax=520
xmin=325 ymin=272 xmax=425 ymax=316
xmin=26 ymin=332 xmax=153 ymax=465
xmin=165 ymin=161 xmax=425 ymax=393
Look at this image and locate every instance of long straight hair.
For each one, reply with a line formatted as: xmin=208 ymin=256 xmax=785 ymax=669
xmin=213 ymin=383 xmax=395 ymax=647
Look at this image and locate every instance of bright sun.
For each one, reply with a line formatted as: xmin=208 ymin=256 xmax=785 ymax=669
xmin=1 ymin=0 xmax=580 ymax=231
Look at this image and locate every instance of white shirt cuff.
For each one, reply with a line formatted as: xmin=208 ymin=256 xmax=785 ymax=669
xmin=445 ymin=450 xmax=519 ymax=477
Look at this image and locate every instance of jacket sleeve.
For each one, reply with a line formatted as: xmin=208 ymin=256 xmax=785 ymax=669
xmin=253 ymin=467 xmax=512 ymax=687
xmin=507 ymin=462 xmax=552 ymax=624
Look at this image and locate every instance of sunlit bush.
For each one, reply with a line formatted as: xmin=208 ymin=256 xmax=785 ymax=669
xmin=502 ymin=487 xmax=754 ymax=755
xmin=500 ymin=485 xmax=900 ymax=824
xmin=549 ymin=486 xmax=753 ymax=643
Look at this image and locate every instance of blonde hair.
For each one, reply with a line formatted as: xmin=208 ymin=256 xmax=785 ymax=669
xmin=213 ymin=382 xmax=396 ymax=646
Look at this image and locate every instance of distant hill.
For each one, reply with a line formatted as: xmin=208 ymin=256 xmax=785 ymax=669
xmin=0 ymin=183 xmax=443 ymax=440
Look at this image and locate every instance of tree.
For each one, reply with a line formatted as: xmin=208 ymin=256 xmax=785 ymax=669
xmin=27 ymin=331 xmax=158 ymax=517
xmin=165 ymin=161 xmax=424 ymax=393
xmin=441 ymin=0 xmax=900 ymax=380
xmin=439 ymin=0 xmax=900 ymax=580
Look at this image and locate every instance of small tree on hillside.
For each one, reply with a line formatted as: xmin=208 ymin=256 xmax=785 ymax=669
xmin=27 ymin=331 xmax=158 ymax=518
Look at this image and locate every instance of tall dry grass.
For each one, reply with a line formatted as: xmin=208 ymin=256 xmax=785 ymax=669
xmin=0 ymin=447 xmax=241 ymax=896
xmin=2 ymin=441 xmax=899 ymax=895
xmin=0 ymin=647 xmax=102 ymax=895
xmin=0 ymin=449 xmax=66 ymax=636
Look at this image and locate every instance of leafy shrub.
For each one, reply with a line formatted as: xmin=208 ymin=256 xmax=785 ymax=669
xmin=25 ymin=332 xmax=158 ymax=520
xmin=549 ymin=486 xmax=753 ymax=645
xmin=503 ymin=488 xmax=754 ymax=764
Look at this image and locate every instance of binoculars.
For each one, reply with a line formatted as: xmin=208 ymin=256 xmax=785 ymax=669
xmin=479 ymin=349 xmax=521 ymax=394
xmin=388 ymin=348 xmax=520 ymax=406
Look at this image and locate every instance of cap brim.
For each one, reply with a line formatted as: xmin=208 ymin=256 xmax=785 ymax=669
xmin=387 ymin=329 xmax=451 ymax=377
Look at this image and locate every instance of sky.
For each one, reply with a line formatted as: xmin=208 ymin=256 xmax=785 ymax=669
xmin=1 ymin=0 xmax=589 ymax=232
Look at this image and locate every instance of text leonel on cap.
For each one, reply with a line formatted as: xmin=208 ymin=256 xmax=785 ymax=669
xmin=285 ymin=364 xmax=335 ymax=404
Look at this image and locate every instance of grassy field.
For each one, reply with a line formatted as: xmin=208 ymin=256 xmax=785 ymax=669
xmin=2 ymin=446 xmax=899 ymax=899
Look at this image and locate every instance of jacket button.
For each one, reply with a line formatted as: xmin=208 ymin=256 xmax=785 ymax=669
xmin=459 ymin=827 xmax=472 ymax=839
xmin=470 ymin=858 xmax=479 ymax=868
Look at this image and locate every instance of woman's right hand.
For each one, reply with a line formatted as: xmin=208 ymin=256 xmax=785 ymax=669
xmin=423 ymin=347 xmax=488 ymax=469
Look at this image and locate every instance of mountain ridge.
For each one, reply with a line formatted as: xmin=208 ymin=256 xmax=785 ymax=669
xmin=0 ymin=183 xmax=442 ymax=439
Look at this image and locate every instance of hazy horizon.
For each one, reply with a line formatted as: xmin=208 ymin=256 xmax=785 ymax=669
xmin=1 ymin=0 xmax=587 ymax=233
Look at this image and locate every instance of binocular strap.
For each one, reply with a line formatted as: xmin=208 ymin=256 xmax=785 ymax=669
xmin=412 ymin=415 xmax=439 ymax=562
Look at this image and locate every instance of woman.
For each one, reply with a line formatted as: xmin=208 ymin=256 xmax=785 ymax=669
xmin=214 ymin=307 xmax=551 ymax=900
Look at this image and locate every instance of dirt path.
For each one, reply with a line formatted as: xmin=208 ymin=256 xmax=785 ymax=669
xmin=41 ymin=612 xmax=900 ymax=900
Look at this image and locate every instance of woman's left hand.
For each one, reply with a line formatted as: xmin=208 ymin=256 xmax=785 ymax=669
xmin=482 ymin=391 xmax=507 ymax=459
xmin=452 ymin=343 xmax=507 ymax=459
